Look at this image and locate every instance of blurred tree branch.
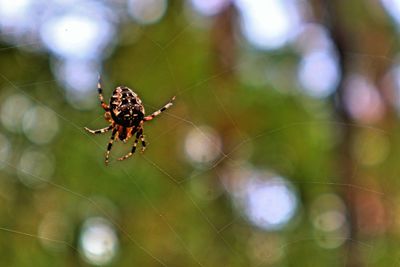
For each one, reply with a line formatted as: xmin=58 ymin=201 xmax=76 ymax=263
xmin=316 ymin=1 xmax=395 ymax=266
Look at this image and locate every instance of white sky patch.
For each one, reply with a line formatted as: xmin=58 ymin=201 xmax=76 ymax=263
xmin=40 ymin=13 xmax=114 ymax=60
xmin=0 ymin=0 xmax=37 ymax=38
xmin=381 ymin=0 xmax=400 ymax=28
xmin=235 ymin=0 xmax=301 ymax=50
xmin=0 ymin=0 xmax=31 ymax=16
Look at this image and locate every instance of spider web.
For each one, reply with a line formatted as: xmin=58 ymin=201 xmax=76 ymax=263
xmin=0 ymin=1 xmax=397 ymax=267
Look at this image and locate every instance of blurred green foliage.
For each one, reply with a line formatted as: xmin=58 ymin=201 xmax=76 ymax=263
xmin=1 ymin=1 xmax=400 ymax=267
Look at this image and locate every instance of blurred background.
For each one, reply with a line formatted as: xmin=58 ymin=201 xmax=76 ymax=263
xmin=0 ymin=0 xmax=400 ymax=266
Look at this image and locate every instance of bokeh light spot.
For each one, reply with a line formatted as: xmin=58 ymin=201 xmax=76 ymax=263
xmin=128 ymin=0 xmax=168 ymax=25
xmin=244 ymin=177 xmax=297 ymax=230
xmin=310 ymin=194 xmax=348 ymax=249
xmin=0 ymin=94 xmax=32 ymax=133
xmin=17 ymin=148 xmax=55 ymax=188
xmin=190 ymin=0 xmax=230 ymax=16
xmin=313 ymin=210 xmax=345 ymax=232
xmin=79 ymin=217 xmax=119 ymax=266
xmin=294 ymin=23 xmax=334 ymax=55
xmin=0 ymin=133 xmax=11 ymax=169
xmin=184 ymin=126 xmax=222 ymax=168
xmin=343 ymin=74 xmax=385 ymax=123
xmin=247 ymin=233 xmax=284 ymax=265
xmin=235 ymin=0 xmax=302 ymax=50
xmin=23 ymin=105 xmax=59 ymax=144
xmin=298 ymin=51 xmax=339 ymax=98
xmin=53 ymin=59 xmax=99 ymax=110
xmin=223 ymin=167 xmax=298 ymax=231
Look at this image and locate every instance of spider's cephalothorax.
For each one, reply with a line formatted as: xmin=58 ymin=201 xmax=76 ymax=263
xmin=84 ymin=76 xmax=175 ymax=165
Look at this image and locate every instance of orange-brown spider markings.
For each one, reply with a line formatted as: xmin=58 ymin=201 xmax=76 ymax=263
xmin=84 ymin=76 xmax=175 ymax=165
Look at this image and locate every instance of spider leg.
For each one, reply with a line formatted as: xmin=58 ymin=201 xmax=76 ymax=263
xmin=144 ymin=96 xmax=175 ymax=121
xmin=140 ymin=132 xmax=146 ymax=153
xmin=105 ymin=128 xmax=118 ymax=165
xmin=84 ymin=125 xmax=113 ymax=135
xmin=118 ymin=130 xmax=141 ymax=161
xmin=98 ymin=75 xmax=110 ymax=111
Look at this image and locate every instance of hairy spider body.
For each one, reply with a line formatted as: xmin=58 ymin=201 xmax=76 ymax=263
xmin=85 ymin=77 xmax=175 ymax=165
xmin=110 ymin=86 xmax=145 ymax=128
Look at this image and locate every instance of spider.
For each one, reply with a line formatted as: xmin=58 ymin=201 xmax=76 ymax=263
xmin=84 ymin=76 xmax=175 ymax=165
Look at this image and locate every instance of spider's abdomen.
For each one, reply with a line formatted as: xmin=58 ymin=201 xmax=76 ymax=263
xmin=110 ymin=86 xmax=145 ymax=127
